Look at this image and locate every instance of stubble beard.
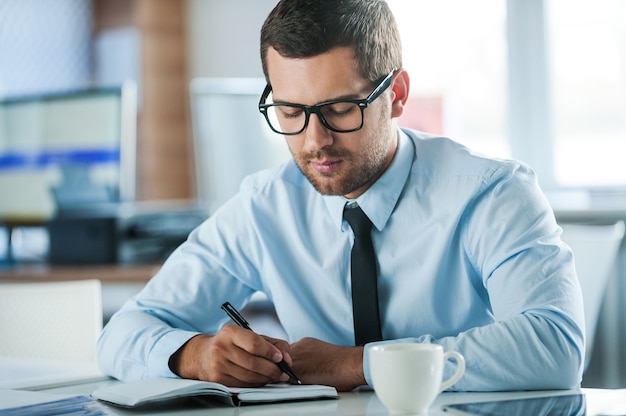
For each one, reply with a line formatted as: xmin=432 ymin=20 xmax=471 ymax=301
xmin=292 ymin=137 xmax=390 ymax=197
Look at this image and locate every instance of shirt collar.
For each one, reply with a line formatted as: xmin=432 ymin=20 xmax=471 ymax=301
xmin=324 ymin=128 xmax=414 ymax=232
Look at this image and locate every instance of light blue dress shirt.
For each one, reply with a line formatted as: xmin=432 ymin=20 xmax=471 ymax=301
xmin=97 ymin=129 xmax=585 ymax=391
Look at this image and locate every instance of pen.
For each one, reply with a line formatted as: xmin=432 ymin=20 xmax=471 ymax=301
xmin=221 ymin=301 xmax=302 ymax=384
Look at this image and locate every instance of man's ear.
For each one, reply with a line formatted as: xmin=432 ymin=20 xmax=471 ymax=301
xmin=390 ymin=69 xmax=410 ymax=118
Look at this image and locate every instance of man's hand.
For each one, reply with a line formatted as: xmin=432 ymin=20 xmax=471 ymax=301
xmin=169 ymin=325 xmax=293 ymax=387
xmin=289 ymin=337 xmax=366 ymax=391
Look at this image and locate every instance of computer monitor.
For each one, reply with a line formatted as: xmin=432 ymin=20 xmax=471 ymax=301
xmin=0 ymin=82 xmax=137 ymax=222
xmin=189 ymin=78 xmax=291 ymax=213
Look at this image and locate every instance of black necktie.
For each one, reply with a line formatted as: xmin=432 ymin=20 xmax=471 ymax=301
xmin=343 ymin=204 xmax=382 ymax=345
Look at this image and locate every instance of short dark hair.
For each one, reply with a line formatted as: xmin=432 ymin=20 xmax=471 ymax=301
xmin=260 ymin=0 xmax=402 ymax=84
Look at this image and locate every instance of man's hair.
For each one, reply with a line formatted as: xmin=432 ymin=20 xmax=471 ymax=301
xmin=260 ymin=0 xmax=402 ymax=84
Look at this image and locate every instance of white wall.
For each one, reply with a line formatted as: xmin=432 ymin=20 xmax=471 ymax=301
xmin=186 ymin=0 xmax=278 ymax=80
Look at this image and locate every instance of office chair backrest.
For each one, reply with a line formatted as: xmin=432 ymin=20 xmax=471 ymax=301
xmin=0 ymin=279 xmax=102 ymax=362
xmin=559 ymin=221 xmax=625 ymax=370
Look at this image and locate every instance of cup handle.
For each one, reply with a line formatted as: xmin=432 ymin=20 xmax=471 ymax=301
xmin=439 ymin=351 xmax=465 ymax=392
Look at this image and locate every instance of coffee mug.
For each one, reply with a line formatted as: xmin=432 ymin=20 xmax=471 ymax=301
xmin=369 ymin=343 xmax=465 ymax=414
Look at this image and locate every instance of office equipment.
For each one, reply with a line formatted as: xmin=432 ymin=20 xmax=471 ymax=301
xmin=189 ymin=77 xmax=291 ymax=213
xmin=559 ymin=221 xmax=625 ymax=370
xmin=221 ymin=302 xmax=301 ymax=384
xmin=0 ymin=83 xmax=137 ymax=222
xmin=0 ymin=279 xmax=102 ymax=362
xmin=91 ymin=378 xmax=338 ymax=407
xmin=47 ymin=200 xmax=207 ymax=264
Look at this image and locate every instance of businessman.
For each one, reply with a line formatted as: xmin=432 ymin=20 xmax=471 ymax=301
xmin=98 ymin=0 xmax=585 ymax=392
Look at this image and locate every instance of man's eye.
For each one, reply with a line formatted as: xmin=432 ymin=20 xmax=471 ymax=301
xmin=324 ymin=102 xmax=357 ymax=117
xmin=279 ymin=106 xmax=304 ymax=119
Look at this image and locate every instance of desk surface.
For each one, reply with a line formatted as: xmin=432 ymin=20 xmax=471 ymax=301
xmin=16 ymin=378 xmax=625 ymax=416
xmin=0 ymin=263 xmax=159 ymax=283
xmin=0 ymin=357 xmax=106 ymax=390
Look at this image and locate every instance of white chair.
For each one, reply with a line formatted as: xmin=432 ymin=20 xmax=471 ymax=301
xmin=0 ymin=279 xmax=102 ymax=363
xmin=559 ymin=221 xmax=625 ymax=370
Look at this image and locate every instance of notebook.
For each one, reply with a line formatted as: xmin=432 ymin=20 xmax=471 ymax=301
xmin=92 ymin=378 xmax=338 ymax=407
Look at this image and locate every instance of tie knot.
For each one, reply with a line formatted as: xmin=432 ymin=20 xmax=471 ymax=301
xmin=343 ymin=205 xmax=373 ymax=236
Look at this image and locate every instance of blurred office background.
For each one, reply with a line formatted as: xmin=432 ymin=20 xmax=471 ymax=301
xmin=1 ymin=0 xmax=625 ymax=387
xmin=2 ymin=0 xmax=625 ymax=212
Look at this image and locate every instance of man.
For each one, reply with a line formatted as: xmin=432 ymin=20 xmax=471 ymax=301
xmin=98 ymin=0 xmax=585 ymax=392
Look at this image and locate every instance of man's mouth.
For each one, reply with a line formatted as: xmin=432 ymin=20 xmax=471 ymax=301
xmin=311 ymin=158 xmax=342 ymax=174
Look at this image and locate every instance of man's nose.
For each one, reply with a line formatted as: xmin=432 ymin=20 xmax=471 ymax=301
xmin=302 ymin=113 xmax=333 ymax=150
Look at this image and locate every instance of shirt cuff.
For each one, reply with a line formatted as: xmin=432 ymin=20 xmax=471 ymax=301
xmin=148 ymin=329 xmax=200 ymax=378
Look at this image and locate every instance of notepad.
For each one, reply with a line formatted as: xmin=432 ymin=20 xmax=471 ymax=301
xmin=92 ymin=378 xmax=338 ymax=407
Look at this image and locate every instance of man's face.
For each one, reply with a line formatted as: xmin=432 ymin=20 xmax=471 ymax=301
xmin=266 ymin=47 xmax=398 ymax=199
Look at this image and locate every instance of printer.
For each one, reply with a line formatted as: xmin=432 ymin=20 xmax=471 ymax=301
xmin=47 ymin=200 xmax=208 ymax=265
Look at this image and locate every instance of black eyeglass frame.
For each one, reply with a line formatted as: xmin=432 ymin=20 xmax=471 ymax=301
xmin=258 ymin=68 xmax=397 ymax=135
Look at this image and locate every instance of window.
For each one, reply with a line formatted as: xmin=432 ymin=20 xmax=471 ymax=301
xmin=387 ymin=1 xmax=509 ymax=159
xmin=388 ymin=0 xmax=626 ymax=191
xmin=547 ymin=0 xmax=626 ymax=188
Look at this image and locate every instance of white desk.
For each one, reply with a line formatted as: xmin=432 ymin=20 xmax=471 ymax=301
xmin=0 ymin=356 xmax=107 ymax=390
xmin=14 ymin=378 xmax=625 ymax=416
xmin=2 ymin=356 xmax=625 ymax=415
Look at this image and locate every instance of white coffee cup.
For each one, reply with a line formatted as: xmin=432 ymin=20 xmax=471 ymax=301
xmin=369 ymin=343 xmax=465 ymax=414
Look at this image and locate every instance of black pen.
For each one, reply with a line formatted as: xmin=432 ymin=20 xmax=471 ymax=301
xmin=221 ymin=301 xmax=302 ymax=384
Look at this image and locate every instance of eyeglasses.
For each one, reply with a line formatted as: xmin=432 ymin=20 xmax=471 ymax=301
xmin=258 ymin=69 xmax=397 ymax=135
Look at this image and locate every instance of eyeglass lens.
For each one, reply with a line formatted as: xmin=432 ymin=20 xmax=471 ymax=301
xmin=265 ymin=101 xmax=363 ymax=134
